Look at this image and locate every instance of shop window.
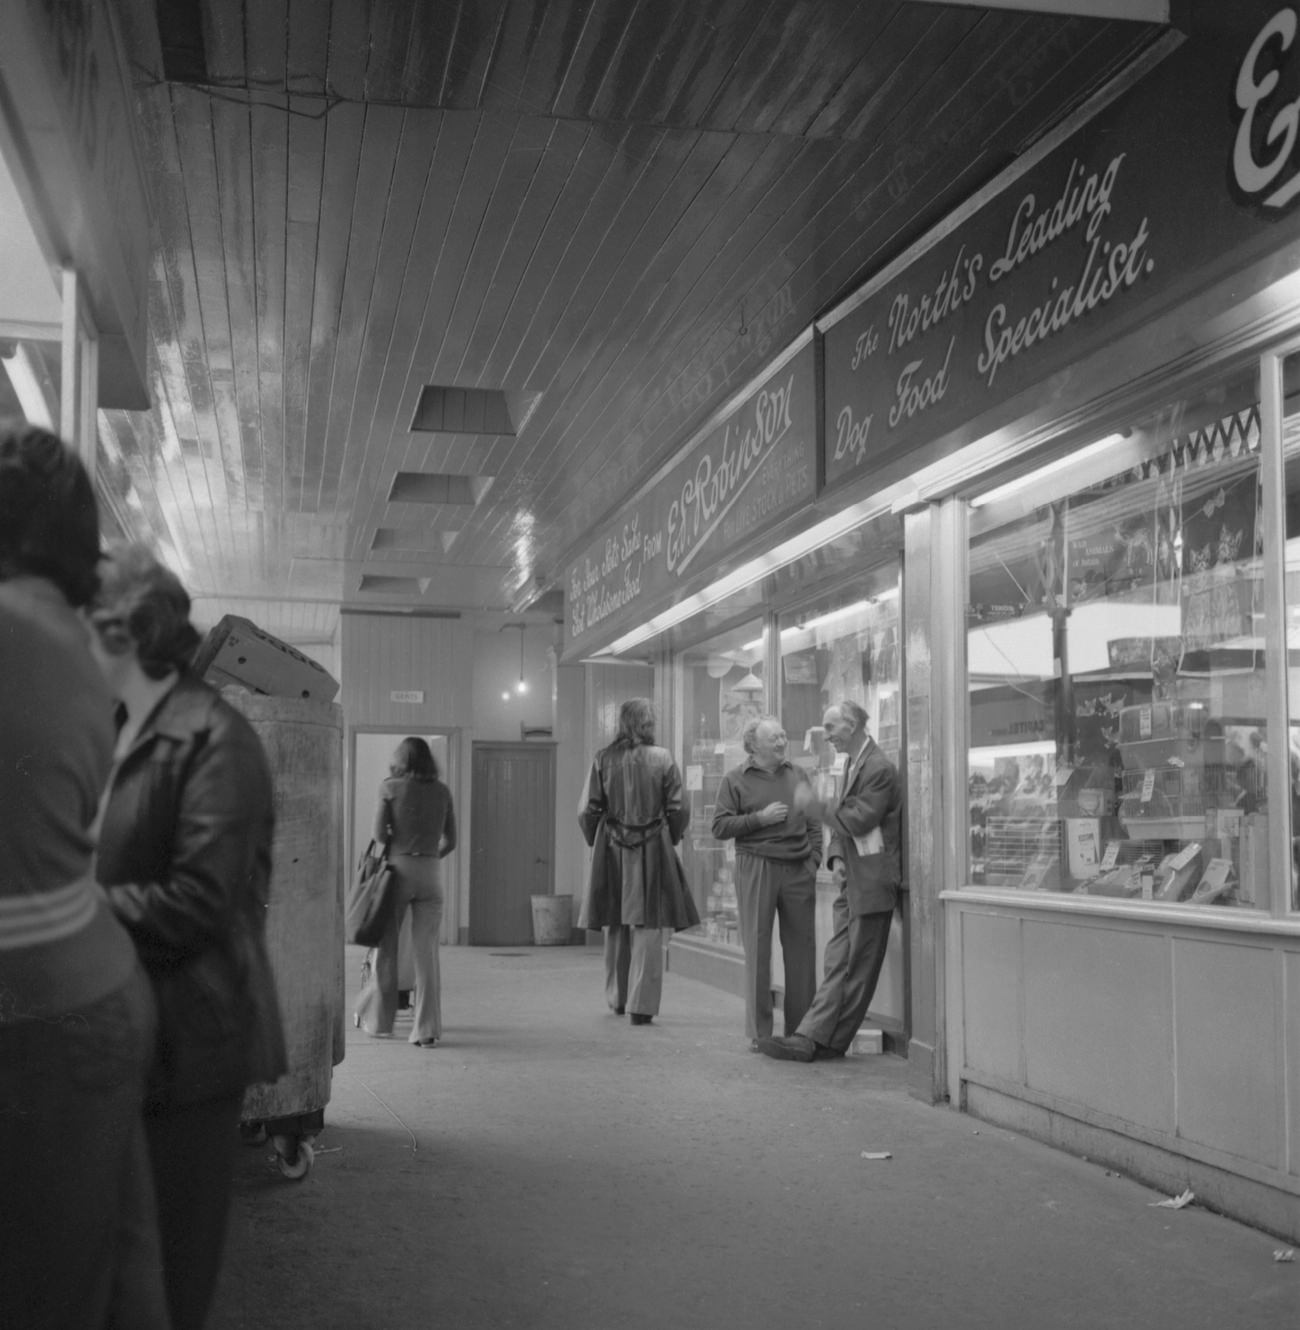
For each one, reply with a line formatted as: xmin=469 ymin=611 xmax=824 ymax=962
xmin=967 ymin=364 xmax=1274 ymax=909
xmin=1281 ymin=350 xmax=1300 ymax=911
xmin=677 ymin=618 xmax=766 ymax=948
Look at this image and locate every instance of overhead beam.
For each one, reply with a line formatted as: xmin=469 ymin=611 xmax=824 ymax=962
xmin=905 ymin=0 xmax=1168 ymax=20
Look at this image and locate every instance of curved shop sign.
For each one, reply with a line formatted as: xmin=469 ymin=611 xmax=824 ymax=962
xmin=566 ymin=343 xmax=815 ymax=651
xmin=823 ymin=2 xmax=1300 ymax=489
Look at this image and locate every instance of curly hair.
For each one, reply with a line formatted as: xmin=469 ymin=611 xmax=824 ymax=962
xmin=0 ymin=426 xmax=101 ymax=606
xmin=741 ymin=714 xmax=781 ymax=754
xmin=391 ymin=736 xmax=439 ymax=781
xmin=91 ymin=543 xmax=201 ymax=680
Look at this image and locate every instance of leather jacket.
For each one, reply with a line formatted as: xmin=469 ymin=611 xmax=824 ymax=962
xmin=97 ymin=672 xmax=287 ymax=1108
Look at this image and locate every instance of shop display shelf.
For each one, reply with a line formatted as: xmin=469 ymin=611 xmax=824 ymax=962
xmin=1118 ymin=815 xmax=1206 ymax=841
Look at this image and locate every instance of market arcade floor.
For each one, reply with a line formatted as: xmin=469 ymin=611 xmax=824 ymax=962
xmin=208 ymin=945 xmax=1297 ymax=1330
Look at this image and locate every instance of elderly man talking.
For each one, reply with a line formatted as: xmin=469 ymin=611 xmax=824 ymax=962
xmin=711 ymin=715 xmax=821 ymax=1049
xmin=758 ymin=699 xmax=902 ymax=1063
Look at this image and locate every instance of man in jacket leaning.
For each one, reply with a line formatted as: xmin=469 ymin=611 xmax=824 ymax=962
xmin=758 ymin=699 xmax=902 ymax=1062
xmin=710 ymin=715 xmax=821 ymax=1049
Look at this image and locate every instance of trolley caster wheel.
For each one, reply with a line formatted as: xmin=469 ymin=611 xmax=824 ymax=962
xmin=239 ymin=1121 xmax=268 ymax=1146
xmin=272 ymin=1135 xmax=314 ymax=1181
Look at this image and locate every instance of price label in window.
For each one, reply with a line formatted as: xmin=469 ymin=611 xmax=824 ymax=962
xmin=1140 ymin=770 xmax=1156 ymax=802
xmin=1100 ymin=841 xmax=1120 ymax=870
xmin=1139 ymin=705 xmax=1152 ymax=738
xmin=1054 ymin=766 xmax=1073 ymax=787
xmin=1169 ymin=841 xmax=1201 ymax=871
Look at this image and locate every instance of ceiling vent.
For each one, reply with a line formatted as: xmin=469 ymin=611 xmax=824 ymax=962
xmin=155 ymin=0 xmax=209 ymax=83
xmin=387 ymin=473 xmax=494 ymax=505
xmin=371 ymin=527 xmax=460 ymax=553
xmin=410 ymin=387 xmax=512 ymax=434
xmin=409 ymin=386 xmax=542 ymax=435
xmin=358 ymin=574 xmax=431 ymax=595
xmin=341 ymin=607 xmax=462 ymax=621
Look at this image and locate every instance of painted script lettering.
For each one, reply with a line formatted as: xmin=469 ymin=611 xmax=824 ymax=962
xmin=1233 ymin=9 xmax=1300 ymax=210
xmin=989 ymin=155 xmax=1125 ymax=284
xmin=666 ymin=373 xmax=795 ymax=575
xmin=977 ymin=218 xmax=1152 ymax=388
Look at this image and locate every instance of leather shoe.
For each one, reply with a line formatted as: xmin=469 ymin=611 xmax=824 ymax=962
xmin=629 ymin=1013 xmax=653 ymax=1025
xmin=813 ymin=1044 xmax=845 ymax=1060
xmin=613 ymin=1006 xmax=625 ymax=1016
xmin=756 ymin=1034 xmax=816 ymax=1062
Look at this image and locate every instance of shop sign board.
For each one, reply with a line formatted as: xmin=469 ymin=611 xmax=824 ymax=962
xmin=822 ymin=3 xmax=1300 ymax=490
xmin=565 ymin=342 xmax=816 ymax=653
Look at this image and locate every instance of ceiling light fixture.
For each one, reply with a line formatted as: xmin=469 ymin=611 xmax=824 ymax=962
xmin=1 ymin=343 xmax=54 ymax=430
xmin=969 ymin=433 xmax=1127 ymax=508
xmin=731 ymin=668 xmax=764 ymax=698
xmin=501 ymin=622 xmax=528 ymax=701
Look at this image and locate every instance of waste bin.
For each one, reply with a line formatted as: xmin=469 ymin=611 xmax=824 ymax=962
xmin=225 ymin=692 xmax=345 ymax=1180
xmin=530 ymin=893 xmax=574 ymax=945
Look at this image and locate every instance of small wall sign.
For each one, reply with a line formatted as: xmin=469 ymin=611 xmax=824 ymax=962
xmin=390 ymin=690 xmax=424 ymax=704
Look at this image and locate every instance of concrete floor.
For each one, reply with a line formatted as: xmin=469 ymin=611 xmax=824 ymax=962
xmin=209 ymin=944 xmax=1298 ymax=1330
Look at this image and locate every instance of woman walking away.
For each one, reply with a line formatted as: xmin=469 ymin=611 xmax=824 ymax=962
xmin=355 ymin=737 xmax=457 ymax=1047
xmin=91 ymin=542 xmax=287 ymax=1330
xmin=0 ymin=430 xmax=167 ymax=1330
xmin=579 ymin=698 xmax=697 ymax=1025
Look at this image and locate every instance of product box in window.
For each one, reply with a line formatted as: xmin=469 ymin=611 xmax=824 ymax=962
xmin=1116 ymin=698 xmax=1210 ymax=745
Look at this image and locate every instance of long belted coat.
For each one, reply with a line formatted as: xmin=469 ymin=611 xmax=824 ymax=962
xmin=578 ymin=742 xmax=699 ymax=931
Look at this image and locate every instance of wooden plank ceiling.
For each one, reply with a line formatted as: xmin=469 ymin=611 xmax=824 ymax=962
xmin=102 ymin=0 xmax=1162 ymax=644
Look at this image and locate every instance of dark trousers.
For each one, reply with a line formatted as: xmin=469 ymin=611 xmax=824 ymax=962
xmin=796 ymin=893 xmax=893 ymax=1054
xmin=0 ymin=965 xmax=166 ymax=1330
xmin=733 ymin=854 xmax=816 ymax=1040
xmin=147 ymin=1091 xmax=244 ymax=1330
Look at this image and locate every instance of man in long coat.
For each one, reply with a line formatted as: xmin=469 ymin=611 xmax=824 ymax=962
xmin=579 ymin=698 xmax=696 ymax=1024
xmin=757 ymin=699 xmax=902 ymax=1061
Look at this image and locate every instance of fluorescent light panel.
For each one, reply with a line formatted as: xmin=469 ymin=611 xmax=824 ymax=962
xmin=969 ymin=433 xmax=1126 ymax=508
xmin=742 ymin=599 xmax=882 ymax=651
xmin=595 ymin=495 xmax=895 ymax=657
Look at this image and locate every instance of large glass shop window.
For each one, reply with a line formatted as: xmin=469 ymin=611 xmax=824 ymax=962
xmin=777 ymin=566 xmax=903 ymax=802
xmin=967 ymin=365 xmax=1274 ymax=909
xmin=1282 ymin=350 xmax=1300 ymax=912
xmin=677 ymin=618 xmax=766 ymax=947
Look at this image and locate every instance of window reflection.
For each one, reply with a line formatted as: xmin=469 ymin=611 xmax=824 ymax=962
xmin=677 ymin=619 xmax=766 ymax=946
xmin=777 ymin=571 xmax=902 ymax=807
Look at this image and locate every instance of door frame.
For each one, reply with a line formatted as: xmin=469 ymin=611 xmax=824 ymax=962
xmin=348 ymin=725 xmax=463 ymax=944
xmin=469 ymin=740 xmax=557 ymax=945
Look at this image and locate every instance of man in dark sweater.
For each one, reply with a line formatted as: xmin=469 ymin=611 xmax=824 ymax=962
xmin=711 ymin=717 xmax=822 ymax=1048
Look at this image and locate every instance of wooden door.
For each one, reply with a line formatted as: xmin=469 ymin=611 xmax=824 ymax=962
xmin=469 ymin=743 xmax=556 ymax=945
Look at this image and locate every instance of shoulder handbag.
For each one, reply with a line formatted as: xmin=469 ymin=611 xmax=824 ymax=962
xmin=345 ymin=839 xmax=396 ymax=948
